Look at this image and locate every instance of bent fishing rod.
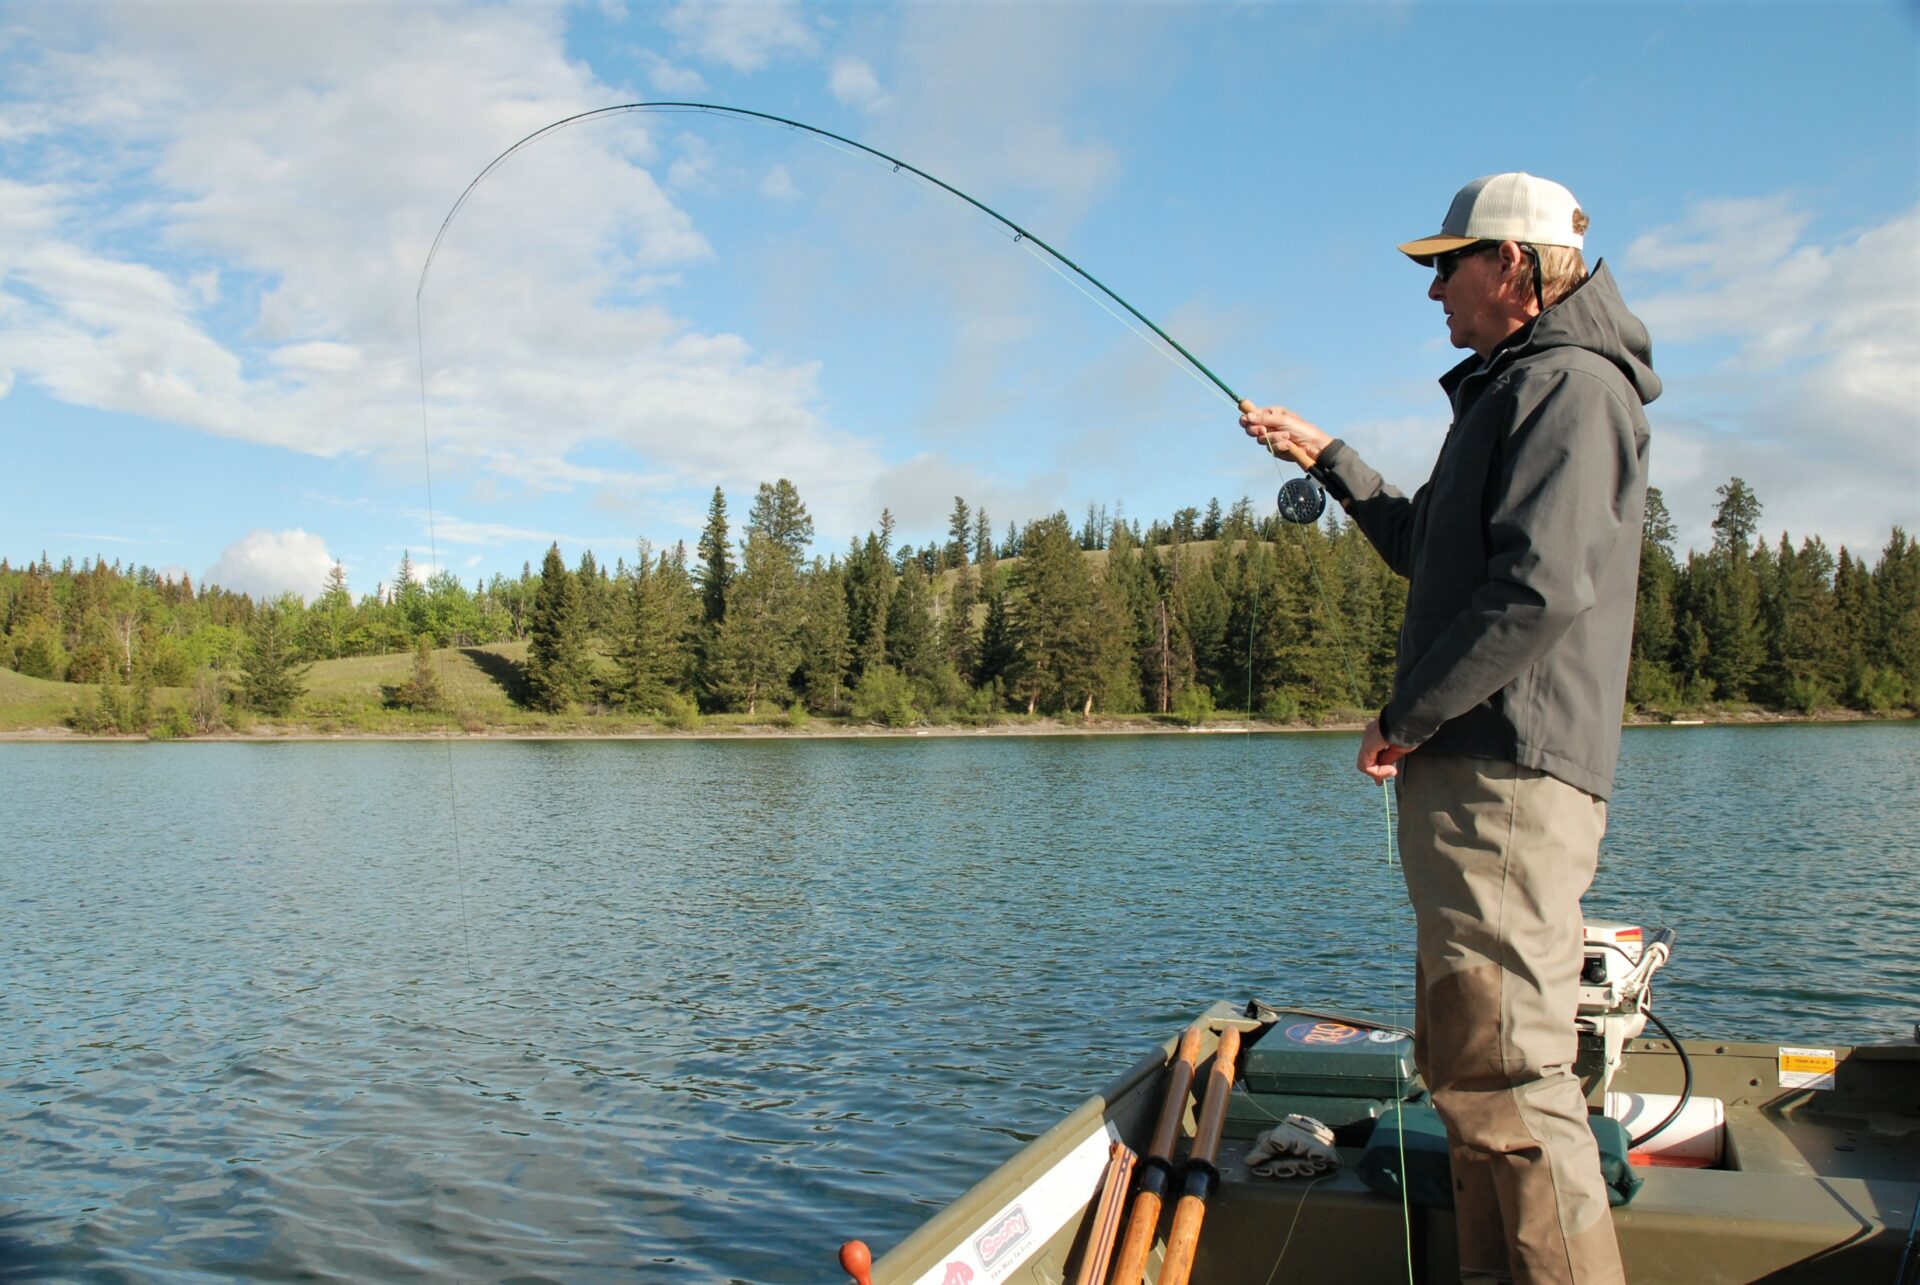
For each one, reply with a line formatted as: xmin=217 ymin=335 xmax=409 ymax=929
xmin=414 ymin=101 xmax=1324 ymax=513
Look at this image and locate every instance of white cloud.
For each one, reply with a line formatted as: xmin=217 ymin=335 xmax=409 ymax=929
xmin=0 ymin=3 xmax=877 ymax=512
xmin=1622 ymin=200 xmax=1920 ymax=553
xmin=759 ymin=164 xmax=797 ymax=201
xmin=660 ymin=0 xmax=816 ymax=72
xmin=829 ymin=56 xmax=888 ymax=112
xmin=420 ymin=515 xmax=617 ymax=548
xmin=641 ymin=51 xmax=707 ymax=95
xmin=204 ymin=529 xmax=337 ymax=601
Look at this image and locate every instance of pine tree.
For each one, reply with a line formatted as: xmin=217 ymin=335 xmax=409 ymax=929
xmin=392 ymin=635 xmax=446 ymax=711
xmin=941 ymin=563 xmax=979 ymax=680
xmin=524 ymin=544 xmax=589 ymax=711
xmin=946 ymin=497 xmax=972 ymax=568
xmin=239 ymin=598 xmax=311 ymax=716
xmin=1711 ymin=478 xmax=1763 ymax=554
xmin=795 ymin=559 xmax=853 ymax=714
xmin=696 ymin=487 xmax=733 ymax=626
xmin=1871 ymin=527 xmax=1920 ymax=700
xmin=708 ymin=530 xmax=800 ymax=715
xmin=884 ymin=563 xmax=936 ymax=681
xmin=843 ymin=527 xmax=895 ymax=682
xmin=1008 ymin=512 xmax=1105 ymax=714
xmin=1628 ymin=488 xmax=1681 ymax=706
xmin=746 ymin=479 xmax=815 ymax=570
xmin=616 ymin=542 xmax=698 ymax=712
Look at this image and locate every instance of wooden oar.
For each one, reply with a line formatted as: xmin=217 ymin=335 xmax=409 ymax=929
xmin=1108 ymin=1022 xmax=1207 ymax=1285
xmin=1155 ymin=1024 xmax=1243 ymax=1285
xmin=1072 ymin=1140 xmax=1138 ymax=1285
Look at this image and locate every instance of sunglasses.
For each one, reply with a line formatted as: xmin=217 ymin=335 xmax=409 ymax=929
xmin=1433 ymin=242 xmax=1549 ymax=310
xmin=1431 ymin=242 xmax=1500 ymax=281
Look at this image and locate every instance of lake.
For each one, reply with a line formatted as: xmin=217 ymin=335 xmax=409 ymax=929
xmin=3 ymin=723 xmax=1916 ymax=1281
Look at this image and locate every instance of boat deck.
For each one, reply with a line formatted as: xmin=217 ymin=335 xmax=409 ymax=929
xmin=1198 ymin=1030 xmax=1920 ymax=1283
xmin=863 ymin=1007 xmax=1920 ymax=1285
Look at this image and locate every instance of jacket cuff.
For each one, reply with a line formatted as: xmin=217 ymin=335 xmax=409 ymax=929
xmin=1309 ymin=440 xmax=1351 ymax=500
xmin=1378 ymin=703 xmax=1424 ymax=749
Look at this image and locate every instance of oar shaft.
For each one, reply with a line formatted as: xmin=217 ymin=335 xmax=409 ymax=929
xmin=1156 ymin=1025 xmax=1243 ymax=1285
xmin=1108 ymin=1023 xmax=1207 ymax=1285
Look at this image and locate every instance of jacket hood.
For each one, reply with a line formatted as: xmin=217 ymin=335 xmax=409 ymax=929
xmin=1452 ymin=260 xmax=1662 ymax=406
xmin=1518 ymin=260 xmax=1660 ymax=403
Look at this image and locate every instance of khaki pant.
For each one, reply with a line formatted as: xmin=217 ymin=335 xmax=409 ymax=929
xmin=1396 ymin=755 xmax=1626 ymax=1285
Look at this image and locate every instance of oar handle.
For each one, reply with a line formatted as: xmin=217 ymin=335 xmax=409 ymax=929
xmin=1109 ymin=1023 xmax=1208 ymax=1285
xmin=1157 ymin=1025 xmax=1244 ymax=1285
xmin=1238 ymin=398 xmax=1315 ymax=470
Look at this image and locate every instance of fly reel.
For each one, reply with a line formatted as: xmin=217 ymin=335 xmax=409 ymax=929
xmin=1277 ymin=476 xmax=1327 ymax=525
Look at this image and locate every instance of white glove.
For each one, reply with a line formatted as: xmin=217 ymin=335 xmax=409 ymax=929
xmin=1244 ymin=1113 xmax=1340 ymax=1179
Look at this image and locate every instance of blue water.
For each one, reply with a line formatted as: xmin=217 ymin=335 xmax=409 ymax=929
xmin=3 ymin=724 xmax=1916 ymax=1281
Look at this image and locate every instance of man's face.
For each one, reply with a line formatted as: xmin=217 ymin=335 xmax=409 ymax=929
xmin=1427 ymin=244 xmax=1512 ymax=357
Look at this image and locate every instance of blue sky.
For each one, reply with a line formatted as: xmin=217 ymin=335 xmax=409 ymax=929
xmin=1 ymin=0 xmax=1914 ymax=601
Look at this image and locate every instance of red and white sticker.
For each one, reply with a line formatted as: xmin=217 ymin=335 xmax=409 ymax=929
xmin=907 ymin=1124 xmax=1116 ymax=1285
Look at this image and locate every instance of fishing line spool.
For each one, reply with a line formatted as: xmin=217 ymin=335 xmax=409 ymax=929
xmin=1276 ymin=476 xmax=1326 ymax=525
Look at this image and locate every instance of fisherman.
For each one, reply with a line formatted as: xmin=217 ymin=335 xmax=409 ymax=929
xmin=1241 ymin=172 xmax=1657 ymax=1285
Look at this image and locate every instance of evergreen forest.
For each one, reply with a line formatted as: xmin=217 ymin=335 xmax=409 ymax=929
xmin=2 ymin=477 xmax=1916 ymax=737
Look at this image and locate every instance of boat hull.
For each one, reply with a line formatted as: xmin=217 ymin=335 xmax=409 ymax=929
xmin=859 ymin=1002 xmax=1920 ymax=1284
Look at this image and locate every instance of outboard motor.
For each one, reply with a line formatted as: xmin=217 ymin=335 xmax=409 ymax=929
xmin=1576 ymin=922 xmax=1675 ymax=1101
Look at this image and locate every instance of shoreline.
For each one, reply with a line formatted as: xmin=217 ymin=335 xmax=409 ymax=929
xmin=0 ymin=708 xmax=1904 ymax=744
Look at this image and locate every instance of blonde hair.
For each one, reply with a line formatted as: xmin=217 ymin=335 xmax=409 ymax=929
xmin=1519 ymin=207 xmax=1590 ymax=309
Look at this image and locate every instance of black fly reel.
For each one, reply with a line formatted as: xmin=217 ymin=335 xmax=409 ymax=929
xmin=1277 ymin=475 xmax=1327 ymax=525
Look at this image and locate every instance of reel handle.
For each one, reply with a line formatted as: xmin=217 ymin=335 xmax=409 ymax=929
xmin=1239 ymin=398 xmax=1315 ymax=470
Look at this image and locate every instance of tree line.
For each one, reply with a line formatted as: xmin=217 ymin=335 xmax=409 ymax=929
xmin=3 ymin=476 xmax=1916 ymax=731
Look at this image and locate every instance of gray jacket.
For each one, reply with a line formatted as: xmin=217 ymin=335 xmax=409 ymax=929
xmin=1315 ymin=262 xmax=1659 ymax=800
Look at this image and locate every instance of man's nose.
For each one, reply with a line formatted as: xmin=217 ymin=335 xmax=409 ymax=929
xmin=1428 ymin=276 xmax=1445 ymax=302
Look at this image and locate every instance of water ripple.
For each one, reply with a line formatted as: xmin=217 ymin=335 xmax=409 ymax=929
xmin=2 ymin=725 xmax=1915 ymax=1280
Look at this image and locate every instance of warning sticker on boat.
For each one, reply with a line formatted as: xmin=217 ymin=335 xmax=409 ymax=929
xmin=1778 ymin=1047 xmax=1837 ymax=1091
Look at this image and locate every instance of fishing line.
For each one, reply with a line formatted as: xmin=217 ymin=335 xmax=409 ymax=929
xmin=413 ymin=283 xmax=477 ymax=981
xmin=1257 ymin=457 xmax=1415 ymax=1283
xmin=1012 ymin=236 xmax=1229 ymax=403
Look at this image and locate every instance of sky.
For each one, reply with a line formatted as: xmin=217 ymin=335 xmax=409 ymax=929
xmin=0 ymin=0 xmax=1915 ymax=602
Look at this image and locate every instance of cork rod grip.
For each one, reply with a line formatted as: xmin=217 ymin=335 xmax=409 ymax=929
xmin=1238 ymin=398 xmax=1314 ymax=469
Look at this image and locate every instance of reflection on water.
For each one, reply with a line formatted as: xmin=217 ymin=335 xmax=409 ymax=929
xmin=3 ymin=725 xmax=1916 ymax=1280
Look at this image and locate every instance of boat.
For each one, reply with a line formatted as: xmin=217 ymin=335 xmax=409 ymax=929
xmin=837 ymin=924 xmax=1920 ymax=1284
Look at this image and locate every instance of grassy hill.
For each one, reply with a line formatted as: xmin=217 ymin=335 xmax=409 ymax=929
xmin=0 ymin=642 xmax=884 ymax=737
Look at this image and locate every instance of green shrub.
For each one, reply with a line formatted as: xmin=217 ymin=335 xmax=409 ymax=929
xmin=1172 ymin=684 xmax=1215 ymax=728
xmin=67 ymin=690 xmax=111 ymax=734
xmin=151 ymin=704 xmax=194 ymax=740
xmin=1259 ymin=690 xmax=1301 ymax=725
xmin=852 ymin=664 xmax=916 ymax=727
xmin=1849 ymin=665 xmax=1908 ymax=714
xmin=189 ymin=669 xmax=228 ymax=733
xmin=1782 ymin=675 xmax=1830 ymax=716
xmin=658 ymin=692 xmax=701 ymax=731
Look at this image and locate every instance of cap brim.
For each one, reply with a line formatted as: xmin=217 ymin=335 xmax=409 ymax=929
xmin=1397 ymin=233 xmax=1479 ymax=264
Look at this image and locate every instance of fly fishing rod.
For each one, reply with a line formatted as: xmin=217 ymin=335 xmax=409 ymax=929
xmin=414 ymin=102 xmax=1324 ymax=508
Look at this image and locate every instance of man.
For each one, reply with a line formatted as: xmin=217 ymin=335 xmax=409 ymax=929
xmin=1241 ymin=172 xmax=1657 ymax=1284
